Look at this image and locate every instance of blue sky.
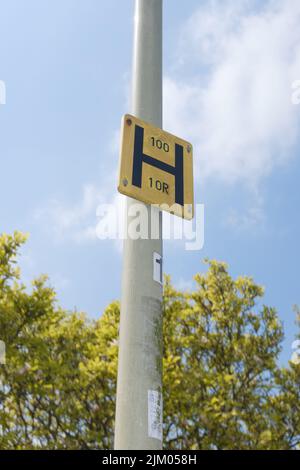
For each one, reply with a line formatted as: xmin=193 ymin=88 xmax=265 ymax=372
xmin=0 ymin=0 xmax=300 ymax=364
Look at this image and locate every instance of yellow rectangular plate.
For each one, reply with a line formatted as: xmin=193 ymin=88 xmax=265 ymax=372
xmin=118 ymin=114 xmax=194 ymax=220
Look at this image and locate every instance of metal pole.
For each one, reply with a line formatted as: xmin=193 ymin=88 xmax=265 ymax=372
xmin=114 ymin=0 xmax=163 ymax=450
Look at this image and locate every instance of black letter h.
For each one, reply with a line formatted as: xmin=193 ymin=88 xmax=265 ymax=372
xmin=132 ymin=125 xmax=184 ymax=206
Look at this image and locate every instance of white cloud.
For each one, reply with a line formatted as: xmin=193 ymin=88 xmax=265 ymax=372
xmin=225 ymin=204 xmax=265 ymax=231
xmin=164 ymin=0 xmax=300 ymax=185
xmin=50 ymin=273 xmax=70 ymax=291
xmin=35 ymin=0 xmax=300 ymax=243
xmin=224 ymin=187 xmax=266 ymax=231
xmin=175 ymin=277 xmax=195 ymax=292
xmin=35 ymin=184 xmax=106 ymax=243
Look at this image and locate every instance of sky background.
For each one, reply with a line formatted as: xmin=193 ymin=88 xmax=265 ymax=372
xmin=0 ymin=0 xmax=300 ymax=364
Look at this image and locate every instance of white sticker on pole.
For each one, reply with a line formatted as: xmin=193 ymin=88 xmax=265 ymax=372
xmin=148 ymin=390 xmax=163 ymax=441
xmin=0 ymin=340 xmax=5 ymax=365
xmin=153 ymin=252 xmax=163 ymax=285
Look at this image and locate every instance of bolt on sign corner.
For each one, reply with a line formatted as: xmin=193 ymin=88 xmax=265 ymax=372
xmin=118 ymin=114 xmax=194 ymax=220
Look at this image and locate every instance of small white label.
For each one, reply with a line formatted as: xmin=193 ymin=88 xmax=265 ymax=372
xmin=0 ymin=340 xmax=5 ymax=365
xmin=153 ymin=252 xmax=163 ymax=285
xmin=148 ymin=390 xmax=163 ymax=441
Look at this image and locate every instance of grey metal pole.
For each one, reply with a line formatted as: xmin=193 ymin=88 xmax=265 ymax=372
xmin=114 ymin=0 xmax=163 ymax=451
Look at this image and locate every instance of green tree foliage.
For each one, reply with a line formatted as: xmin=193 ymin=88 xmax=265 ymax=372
xmin=163 ymin=263 xmax=299 ymax=449
xmin=0 ymin=232 xmax=299 ymax=449
xmin=0 ymin=232 xmax=118 ymax=449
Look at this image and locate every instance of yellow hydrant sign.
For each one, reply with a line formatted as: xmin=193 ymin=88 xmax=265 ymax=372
xmin=118 ymin=114 xmax=194 ymax=220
